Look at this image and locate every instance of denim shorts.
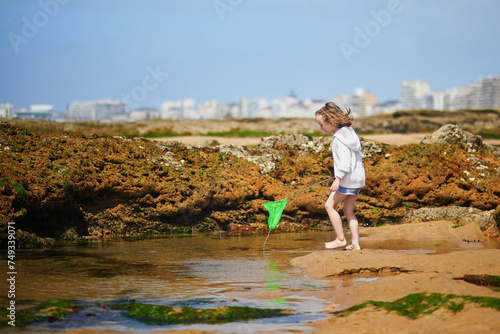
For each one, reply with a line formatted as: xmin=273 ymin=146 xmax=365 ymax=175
xmin=338 ymin=186 xmax=362 ymax=196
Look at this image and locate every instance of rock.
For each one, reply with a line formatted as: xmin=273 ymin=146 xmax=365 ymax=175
xmin=258 ymin=134 xmax=314 ymax=149
xmin=216 ymin=134 xmax=328 ymax=174
xmin=2 ymin=121 xmax=500 ymax=248
xmin=404 ymin=206 xmax=482 ymax=223
xmin=421 ymin=123 xmax=500 ymax=159
xmin=216 ymin=144 xmax=251 ymax=160
xmin=216 ymin=144 xmax=279 ymax=174
xmin=360 ymin=138 xmax=389 ymax=158
xmin=421 ymin=124 xmax=483 ymax=152
xmin=404 ymin=206 xmax=499 ymax=238
xmin=258 ymin=134 xmax=328 ymax=154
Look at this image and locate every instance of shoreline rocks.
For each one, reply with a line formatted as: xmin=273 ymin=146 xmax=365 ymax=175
xmin=1 ymin=121 xmax=499 ymax=248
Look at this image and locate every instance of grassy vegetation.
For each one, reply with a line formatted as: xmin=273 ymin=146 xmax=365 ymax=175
xmin=111 ymin=302 xmax=288 ymax=325
xmin=334 ymin=293 xmax=500 ymax=319
xmin=478 ymin=128 xmax=500 ymax=140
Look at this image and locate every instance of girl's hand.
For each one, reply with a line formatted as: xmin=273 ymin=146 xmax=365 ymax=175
xmin=330 ymin=177 xmax=341 ymax=192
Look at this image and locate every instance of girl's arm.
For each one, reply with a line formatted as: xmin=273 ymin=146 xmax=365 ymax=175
xmin=330 ymin=177 xmax=341 ymax=192
xmin=332 ymin=140 xmax=352 ymax=178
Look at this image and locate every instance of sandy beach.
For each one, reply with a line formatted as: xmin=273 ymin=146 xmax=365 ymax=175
xmin=290 ymin=220 xmax=500 ymax=333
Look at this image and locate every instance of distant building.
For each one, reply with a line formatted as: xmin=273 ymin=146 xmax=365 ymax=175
xmin=469 ymin=75 xmax=500 ymax=109
xmin=303 ymin=98 xmax=328 ymax=117
xmin=161 ymin=99 xmax=195 ymax=119
xmin=15 ymin=104 xmax=53 ymax=120
xmin=371 ymin=100 xmax=401 ymax=115
xmin=0 ymin=103 xmax=13 ymax=118
xmin=334 ymin=88 xmax=377 ymax=117
xmin=249 ymin=98 xmax=271 ymax=118
xmin=128 ymin=108 xmax=161 ymax=121
xmin=197 ymin=99 xmax=219 ymax=119
xmin=271 ymin=96 xmax=299 ymax=118
xmin=66 ymin=99 xmax=126 ymax=121
xmin=432 ymin=87 xmax=471 ymax=111
xmin=237 ymin=99 xmax=250 ymax=118
xmin=430 ymin=74 xmax=500 ymax=111
xmin=401 ymin=80 xmax=433 ymax=110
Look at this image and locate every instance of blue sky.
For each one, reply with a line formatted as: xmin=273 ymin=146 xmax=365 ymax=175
xmin=1 ymin=0 xmax=499 ymax=112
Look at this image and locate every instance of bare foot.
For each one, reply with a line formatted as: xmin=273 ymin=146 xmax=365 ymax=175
xmin=325 ymin=238 xmax=347 ymax=249
xmin=346 ymin=244 xmax=361 ymax=250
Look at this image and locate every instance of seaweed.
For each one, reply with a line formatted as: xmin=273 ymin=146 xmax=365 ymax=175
xmin=0 ymin=299 xmax=81 ymax=327
xmin=111 ymin=302 xmax=289 ymax=325
xmin=334 ymin=293 xmax=500 ymax=319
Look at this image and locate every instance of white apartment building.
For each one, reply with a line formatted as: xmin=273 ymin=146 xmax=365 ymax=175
xmin=197 ymin=99 xmax=219 ymax=119
xmin=249 ymin=99 xmax=271 ymax=118
xmin=433 ymin=87 xmax=471 ymax=111
xmin=469 ymin=75 xmax=500 ymax=109
xmin=15 ymin=104 xmax=53 ymax=120
xmin=371 ymin=100 xmax=401 ymax=115
xmin=161 ymin=98 xmax=195 ymax=119
xmin=334 ymin=88 xmax=377 ymax=117
xmin=303 ymin=98 xmax=328 ymax=117
xmin=401 ymin=80 xmax=433 ymax=110
xmin=0 ymin=103 xmax=13 ymax=118
xmin=429 ymin=74 xmax=500 ymax=111
xmin=67 ymin=99 xmax=126 ymax=121
xmin=271 ymin=96 xmax=300 ymax=118
xmin=160 ymin=97 xmax=328 ymax=120
xmin=129 ymin=108 xmax=161 ymax=121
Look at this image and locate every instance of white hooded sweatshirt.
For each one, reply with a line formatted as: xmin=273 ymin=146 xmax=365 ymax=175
xmin=331 ymin=126 xmax=366 ymax=189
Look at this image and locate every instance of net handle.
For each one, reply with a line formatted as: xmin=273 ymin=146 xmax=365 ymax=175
xmin=284 ymin=176 xmax=335 ymax=200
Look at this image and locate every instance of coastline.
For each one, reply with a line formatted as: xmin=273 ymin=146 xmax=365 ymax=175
xmin=1 ymin=118 xmax=499 ymax=332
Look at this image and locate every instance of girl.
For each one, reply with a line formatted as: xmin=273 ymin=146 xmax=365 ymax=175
xmin=315 ymin=102 xmax=366 ymax=250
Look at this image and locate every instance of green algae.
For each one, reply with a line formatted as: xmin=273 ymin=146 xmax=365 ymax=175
xmin=11 ymin=183 xmax=27 ymax=199
xmin=0 ymin=299 xmax=81 ymax=327
xmin=334 ymin=293 xmax=500 ymax=319
xmin=111 ymin=302 xmax=289 ymax=325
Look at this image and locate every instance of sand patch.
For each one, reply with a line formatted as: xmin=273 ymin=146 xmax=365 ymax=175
xmin=291 ymin=220 xmax=500 ymax=334
xmin=359 ymin=220 xmax=488 ymax=252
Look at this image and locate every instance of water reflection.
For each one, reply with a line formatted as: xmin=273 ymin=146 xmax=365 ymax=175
xmin=0 ymin=232 xmax=333 ymax=332
xmin=1 ymin=229 xmax=497 ymax=332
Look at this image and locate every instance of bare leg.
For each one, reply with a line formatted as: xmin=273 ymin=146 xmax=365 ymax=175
xmin=324 ymin=191 xmax=347 ymax=249
xmin=343 ymin=195 xmax=361 ymax=250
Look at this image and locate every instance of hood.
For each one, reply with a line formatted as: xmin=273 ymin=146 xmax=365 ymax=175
xmin=333 ymin=126 xmax=362 ymax=152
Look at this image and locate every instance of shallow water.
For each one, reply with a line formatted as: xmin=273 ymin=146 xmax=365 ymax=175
xmin=1 ymin=230 xmax=498 ymax=333
xmin=1 ymin=231 xmax=337 ymax=333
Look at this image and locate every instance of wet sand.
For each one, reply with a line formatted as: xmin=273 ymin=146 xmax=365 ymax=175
xmin=291 ymin=220 xmax=500 ymax=333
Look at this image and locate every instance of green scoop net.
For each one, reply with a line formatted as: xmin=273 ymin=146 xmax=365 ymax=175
xmin=262 ymin=199 xmax=288 ymax=230
xmin=262 ymin=177 xmax=335 ymax=230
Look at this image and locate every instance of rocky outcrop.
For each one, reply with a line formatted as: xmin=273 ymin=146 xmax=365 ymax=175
xmin=216 ymin=134 xmax=328 ymax=174
xmin=355 ymin=109 xmax=500 ymax=136
xmin=0 ymin=121 xmax=499 ymax=248
xmin=421 ymin=123 xmax=500 ymax=159
xmin=403 ymin=206 xmax=499 ymax=238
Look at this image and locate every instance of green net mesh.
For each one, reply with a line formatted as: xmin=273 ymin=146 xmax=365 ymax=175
xmin=263 ymin=199 xmax=288 ymax=230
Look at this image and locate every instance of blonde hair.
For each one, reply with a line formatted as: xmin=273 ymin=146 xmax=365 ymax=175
xmin=315 ymin=102 xmax=353 ymax=128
